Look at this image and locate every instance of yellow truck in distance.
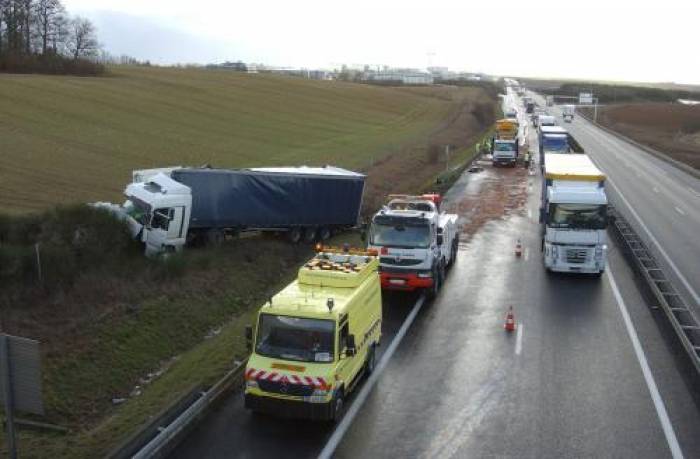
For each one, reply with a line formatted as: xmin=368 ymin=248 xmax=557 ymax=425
xmin=244 ymin=247 xmax=382 ymax=421
xmin=492 ymin=118 xmax=520 ymax=167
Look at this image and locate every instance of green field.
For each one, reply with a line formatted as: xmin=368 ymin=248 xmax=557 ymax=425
xmin=0 ymin=66 xmax=469 ymax=213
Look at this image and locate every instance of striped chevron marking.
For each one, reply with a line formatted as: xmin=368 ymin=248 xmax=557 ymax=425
xmin=245 ymin=368 xmax=329 ymax=390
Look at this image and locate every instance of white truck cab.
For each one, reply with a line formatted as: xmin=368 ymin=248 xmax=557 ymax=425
xmin=541 ymin=154 xmax=608 ymax=276
xmin=368 ymin=194 xmax=458 ymax=298
xmin=123 ymin=172 xmax=192 ymax=255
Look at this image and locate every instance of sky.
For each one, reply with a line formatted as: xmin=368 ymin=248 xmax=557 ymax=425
xmin=62 ymin=0 xmax=700 ymax=84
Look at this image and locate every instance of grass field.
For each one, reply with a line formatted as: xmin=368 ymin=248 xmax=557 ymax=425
xmin=580 ymin=103 xmax=700 ymax=169
xmin=0 ymin=66 xmax=496 ymax=458
xmin=0 ymin=66 xmax=480 ymax=213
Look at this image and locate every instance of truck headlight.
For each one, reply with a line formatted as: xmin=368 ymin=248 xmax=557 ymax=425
xmin=245 ymin=380 xmax=258 ymax=389
xmin=417 ymin=272 xmax=432 ymax=278
xmin=551 ymin=245 xmax=559 ymax=258
xmin=595 ymin=245 xmax=605 ymax=260
xmin=312 ymin=388 xmax=329 ymax=397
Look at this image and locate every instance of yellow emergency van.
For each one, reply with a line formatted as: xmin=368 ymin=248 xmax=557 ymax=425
xmin=244 ymin=247 xmax=382 ymax=421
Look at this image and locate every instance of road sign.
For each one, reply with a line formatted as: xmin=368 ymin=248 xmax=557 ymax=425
xmin=579 ymin=92 xmax=593 ymax=104
xmin=1 ymin=334 xmax=44 ymax=459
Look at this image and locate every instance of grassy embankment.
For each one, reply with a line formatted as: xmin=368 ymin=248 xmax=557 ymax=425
xmin=0 ymin=66 xmax=497 ymax=458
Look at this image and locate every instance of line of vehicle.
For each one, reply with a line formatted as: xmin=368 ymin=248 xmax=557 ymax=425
xmin=580 ymin=135 xmax=700 ymax=306
xmin=606 ymin=269 xmax=684 ymax=459
xmin=318 ymin=295 xmax=426 ymax=459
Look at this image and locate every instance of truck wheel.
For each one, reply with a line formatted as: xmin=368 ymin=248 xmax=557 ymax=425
xmin=287 ymin=228 xmax=302 ymax=244
xmin=319 ymin=226 xmax=332 ymax=241
xmin=303 ymin=227 xmax=317 ymax=244
xmin=206 ymin=229 xmax=224 ymax=246
xmin=427 ymin=266 xmax=440 ymax=300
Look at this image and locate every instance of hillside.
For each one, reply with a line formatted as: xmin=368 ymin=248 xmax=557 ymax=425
xmin=0 ymin=66 xmax=489 ymax=213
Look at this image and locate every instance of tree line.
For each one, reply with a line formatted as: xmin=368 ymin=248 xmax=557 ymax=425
xmin=0 ymin=0 xmax=104 ymax=75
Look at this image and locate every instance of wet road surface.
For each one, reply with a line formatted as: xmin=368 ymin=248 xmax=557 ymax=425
xmin=171 ymin=97 xmax=700 ymax=458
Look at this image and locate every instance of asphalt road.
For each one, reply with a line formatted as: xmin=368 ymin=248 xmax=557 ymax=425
xmin=170 ymin=95 xmax=700 ymax=458
xmin=531 ymin=94 xmax=700 ymax=312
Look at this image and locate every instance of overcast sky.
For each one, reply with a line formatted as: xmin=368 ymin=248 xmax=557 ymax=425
xmin=63 ymin=0 xmax=700 ymax=84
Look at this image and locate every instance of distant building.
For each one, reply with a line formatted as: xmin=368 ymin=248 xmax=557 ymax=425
xmin=220 ymin=61 xmax=248 ymax=71
xmin=367 ymin=71 xmax=433 ymax=85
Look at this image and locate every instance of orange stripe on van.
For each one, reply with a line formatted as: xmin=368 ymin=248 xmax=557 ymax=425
xmin=271 ymin=363 xmax=306 ymax=372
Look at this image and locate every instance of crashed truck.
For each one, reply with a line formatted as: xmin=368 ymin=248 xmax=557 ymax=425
xmin=95 ymin=166 xmax=366 ymax=255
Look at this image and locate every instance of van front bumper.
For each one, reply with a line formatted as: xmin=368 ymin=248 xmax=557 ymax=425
xmin=245 ymin=393 xmax=334 ymax=421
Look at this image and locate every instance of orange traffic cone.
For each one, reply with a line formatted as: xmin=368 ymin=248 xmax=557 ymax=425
xmin=504 ymin=306 xmax=516 ymax=332
xmin=515 ymin=239 xmax=523 ymax=257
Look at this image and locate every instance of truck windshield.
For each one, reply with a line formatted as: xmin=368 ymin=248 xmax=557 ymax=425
xmin=255 ymin=314 xmax=335 ymax=363
xmin=542 ymin=136 xmax=568 ymax=152
xmin=124 ymin=198 xmax=150 ymax=226
xmin=370 ymin=221 xmax=431 ymax=249
xmin=495 ymin=142 xmax=516 ymax=152
xmin=548 ymin=204 xmax=607 ymax=230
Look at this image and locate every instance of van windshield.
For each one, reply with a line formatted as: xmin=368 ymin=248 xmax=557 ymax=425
xmin=255 ymin=314 xmax=335 ymax=363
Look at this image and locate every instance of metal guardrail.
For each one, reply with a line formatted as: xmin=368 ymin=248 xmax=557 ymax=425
xmin=609 ymin=207 xmax=700 ymax=375
xmin=109 ymin=360 xmax=248 ymax=459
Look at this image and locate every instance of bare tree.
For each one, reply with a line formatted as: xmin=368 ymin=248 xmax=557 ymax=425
xmin=67 ymin=15 xmax=98 ymax=59
xmin=34 ymin=0 xmax=63 ymax=54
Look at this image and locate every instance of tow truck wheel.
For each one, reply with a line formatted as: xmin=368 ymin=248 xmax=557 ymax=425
xmin=427 ymin=266 xmax=440 ymax=300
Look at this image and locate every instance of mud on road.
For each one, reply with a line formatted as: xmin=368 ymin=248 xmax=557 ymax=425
xmin=443 ymin=155 xmax=530 ymax=246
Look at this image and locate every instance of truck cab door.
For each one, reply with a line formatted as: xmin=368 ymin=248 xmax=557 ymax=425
xmin=144 ymin=207 xmax=172 ymax=256
xmin=167 ymin=206 xmax=185 ymax=244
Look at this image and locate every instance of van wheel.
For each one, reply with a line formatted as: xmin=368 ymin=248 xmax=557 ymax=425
xmin=287 ymin=228 xmax=302 ymax=244
xmin=366 ymin=345 xmax=376 ymax=375
xmin=331 ymin=391 xmax=344 ymax=422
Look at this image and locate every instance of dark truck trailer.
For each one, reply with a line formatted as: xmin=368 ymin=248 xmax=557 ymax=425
xmin=171 ymin=166 xmax=365 ymax=243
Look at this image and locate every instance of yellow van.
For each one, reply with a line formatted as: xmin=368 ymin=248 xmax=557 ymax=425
xmin=244 ymin=247 xmax=382 ymax=421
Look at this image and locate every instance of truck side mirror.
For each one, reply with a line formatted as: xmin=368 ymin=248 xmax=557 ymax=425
xmin=437 ymin=234 xmax=444 ymax=246
xmin=346 ymin=335 xmax=356 ymax=357
xmin=245 ymin=325 xmax=253 ymax=351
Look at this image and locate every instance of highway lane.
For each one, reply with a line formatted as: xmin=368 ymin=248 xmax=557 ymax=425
xmin=531 ymin=94 xmax=700 ymax=311
xmin=331 ymin=146 xmax=700 ymax=458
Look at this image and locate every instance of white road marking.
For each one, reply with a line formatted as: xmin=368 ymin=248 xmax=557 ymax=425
xmin=606 ymin=270 xmax=684 ymax=459
xmin=515 ymin=324 xmax=523 ymax=355
xmin=527 ymin=209 xmax=532 ymax=219
xmin=590 ymin=162 xmax=700 ymax=306
xmin=318 ymin=295 xmax=425 ymax=459
xmin=523 ymin=248 xmax=529 ymax=261
xmin=688 ymin=186 xmax=700 ymax=198
xmin=675 ymin=206 xmax=686 ymax=216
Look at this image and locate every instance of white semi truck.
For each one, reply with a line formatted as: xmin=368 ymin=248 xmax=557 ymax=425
xmin=95 ymin=166 xmax=366 ymax=256
xmin=563 ymin=104 xmax=576 ymax=122
xmin=368 ymin=194 xmax=459 ymax=298
xmin=540 ymin=154 xmax=608 ymax=276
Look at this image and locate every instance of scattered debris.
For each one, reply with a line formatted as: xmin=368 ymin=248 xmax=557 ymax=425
xmin=204 ymin=326 xmax=222 ymax=339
